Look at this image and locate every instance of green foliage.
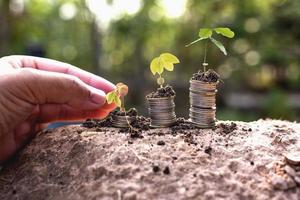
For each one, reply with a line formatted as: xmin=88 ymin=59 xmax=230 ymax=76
xmin=214 ymin=28 xmax=235 ymax=38
xmin=186 ymin=27 xmax=235 ymax=55
xmin=150 ymin=53 xmax=180 ymax=87
xmin=199 ymin=28 xmax=213 ymax=39
xmin=210 ymin=37 xmax=227 ymax=55
xmin=150 ymin=53 xmax=180 ymax=75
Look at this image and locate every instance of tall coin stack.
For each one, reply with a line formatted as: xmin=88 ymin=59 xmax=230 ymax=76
xmin=189 ymin=80 xmax=218 ymax=128
xmin=147 ymin=96 xmax=176 ymax=127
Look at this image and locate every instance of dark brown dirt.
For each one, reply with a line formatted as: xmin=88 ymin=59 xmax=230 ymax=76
xmin=118 ymin=115 xmax=151 ymax=139
xmin=82 ymin=113 xmax=150 ymax=135
xmin=0 ymin=119 xmax=300 ymax=200
xmin=157 ymin=140 xmax=166 ymax=145
xmin=129 ymin=116 xmax=150 ymax=131
xmin=191 ymin=69 xmax=220 ymax=83
xmin=217 ymin=122 xmax=238 ymax=135
xmin=82 ymin=117 xmax=113 ymax=128
xmin=146 ymin=85 xmax=175 ymax=98
xmin=112 ymin=108 xmax=138 ymax=117
xmin=171 ymin=118 xmax=197 ymax=134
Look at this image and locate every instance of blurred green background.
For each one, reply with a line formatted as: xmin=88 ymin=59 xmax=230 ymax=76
xmin=1 ymin=0 xmax=300 ymax=121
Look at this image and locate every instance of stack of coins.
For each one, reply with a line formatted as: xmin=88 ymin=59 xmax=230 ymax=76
xmin=189 ymin=80 xmax=218 ymax=128
xmin=111 ymin=115 xmax=133 ymax=128
xmin=147 ymin=96 xmax=176 ymax=127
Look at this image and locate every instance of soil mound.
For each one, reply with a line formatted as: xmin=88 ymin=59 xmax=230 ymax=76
xmin=146 ymin=85 xmax=176 ymax=98
xmin=191 ymin=69 xmax=220 ymax=83
xmin=0 ymin=119 xmax=300 ymax=200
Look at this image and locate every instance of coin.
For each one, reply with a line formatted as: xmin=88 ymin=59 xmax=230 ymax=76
xmin=189 ymin=79 xmax=218 ymax=129
xmin=147 ymin=96 xmax=176 ymax=128
xmin=190 ymin=90 xmax=216 ymax=108
xmin=111 ymin=115 xmax=133 ymax=128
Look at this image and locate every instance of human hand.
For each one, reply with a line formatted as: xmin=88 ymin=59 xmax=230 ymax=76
xmin=0 ymin=55 xmax=116 ymax=163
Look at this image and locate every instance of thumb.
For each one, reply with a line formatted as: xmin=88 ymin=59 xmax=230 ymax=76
xmin=14 ymin=68 xmax=107 ymax=109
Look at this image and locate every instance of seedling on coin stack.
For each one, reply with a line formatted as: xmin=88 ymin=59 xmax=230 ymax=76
xmin=106 ymin=83 xmax=137 ymax=128
xmin=146 ymin=53 xmax=180 ymax=128
xmin=186 ymin=27 xmax=235 ymax=128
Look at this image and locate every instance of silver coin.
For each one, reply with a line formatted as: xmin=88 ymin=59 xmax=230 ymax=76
xmin=149 ymin=107 xmax=175 ymax=113
xmin=147 ymin=96 xmax=176 ymax=127
xmin=190 ymin=80 xmax=218 ymax=91
xmin=111 ymin=115 xmax=133 ymax=128
xmin=189 ymin=80 xmax=218 ymax=129
xmin=150 ymin=115 xmax=176 ymax=121
xmin=190 ymin=90 xmax=217 ymax=108
xmin=150 ymin=119 xmax=176 ymax=127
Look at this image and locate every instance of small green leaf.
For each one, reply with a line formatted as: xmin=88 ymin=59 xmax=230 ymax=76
xmin=114 ymin=95 xmax=122 ymax=107
xmin=150 ymin=57 xmax=163 ymax=75
xmin=185 ymin=37 xmax=206 ymax=47
xmin=210 ymin=37 xmax=227 ymax=55
xmin=106 ymin=91 xmax=116 ymax=104
xmin=160 ymin=53 xmax=180 ymax=64
xmin=199 ymin=28 xmax=213 ymax=39
xmin=214 ymin=28 xmax=235 ymax=38
xmin=163 ymin=62 xmax=174 ymax=71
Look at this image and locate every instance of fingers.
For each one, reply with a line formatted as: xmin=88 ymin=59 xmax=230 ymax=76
xmin=14 ymin=68 xmax=107 ymax=110
xmin=2 ymin=55 xmax=115 ymax=93
xmin=36 ymin=104 xmax=111 ymax=123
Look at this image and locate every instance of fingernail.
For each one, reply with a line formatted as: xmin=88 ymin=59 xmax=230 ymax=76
xmin=89 ymin=88 xmax=106 ymax=106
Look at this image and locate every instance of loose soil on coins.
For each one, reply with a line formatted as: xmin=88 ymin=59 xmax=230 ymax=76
xmin=146 ymin=85 xmax=176 ymax=98
xmin=0 ymin=119 xmax=299 ymax=200
xmin=192 ymin=69 xmax=220 ymax=83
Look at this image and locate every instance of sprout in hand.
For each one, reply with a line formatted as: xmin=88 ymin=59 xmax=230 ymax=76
xmin=106 ymin=83 xmax=128 ymax=112
xmin=150 ymin=53 xmax=180 ymax=88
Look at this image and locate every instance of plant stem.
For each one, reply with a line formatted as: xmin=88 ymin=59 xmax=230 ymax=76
xmin=120 ymin=96 xmax=134 ymax=130
xmin=121 ymin=96 xmax=125 ymax=112
xmin=159 ymin=74 xmax=163 ymax=88
xmin=203 ymin=40 xmax=208 ymax=72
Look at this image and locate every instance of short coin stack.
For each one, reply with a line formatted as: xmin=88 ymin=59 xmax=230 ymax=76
xmin=147 ymin=96 xmax=176 ymax=127
xmin=111 ymin=115 xmax=133 ymax=128
xmin=189 ymin=80 xmax=218 ymax=128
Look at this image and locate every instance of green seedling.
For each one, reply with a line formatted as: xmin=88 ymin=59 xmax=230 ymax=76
xmin=106 ymin=83 xmax=135 ymax=130
xmin=186 ymin=27 xmax=235 ymax=71
xmin=106 ymin=83 xmax=128 ymax=112
xmin=150 ymin=53 xmax=180 ymax=88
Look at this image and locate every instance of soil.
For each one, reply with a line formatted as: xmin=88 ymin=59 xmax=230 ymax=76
xmin=82 ymin=117 xmax=113 ymax=128
xmin=0 ymin=119 xmax=300 ymax=200
xmin=112 ymin=108 xmax=138 ymax=117
xmin=191 ymin=69 xmax=220 ymax=83
xmin=217 ymin=122 xmax=238 ymax=135
xmin=83 ymin=109 xmax=149 ymax=135
xmin=146 ymin=85 xmax=176 ymax=98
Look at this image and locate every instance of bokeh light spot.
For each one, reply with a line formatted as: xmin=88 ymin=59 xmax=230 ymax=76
xmin=245 ymin=50 xmax=261 ymax=66
xmin=233 ymin=39 xmax=250 ymax=54
xmin=244 ymin=18 xmax=261 ymax=33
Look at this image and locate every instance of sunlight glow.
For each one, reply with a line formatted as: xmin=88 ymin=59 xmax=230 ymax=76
xmin=158 ymin=0 xmax=187 ymax=19
xmin=86 ymin=0 xmax=142 ymax=29
xmin=9 ymin=0 xmax=25 ymax=15
xmin=59 ymin=3 xmax=77 ymax=21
